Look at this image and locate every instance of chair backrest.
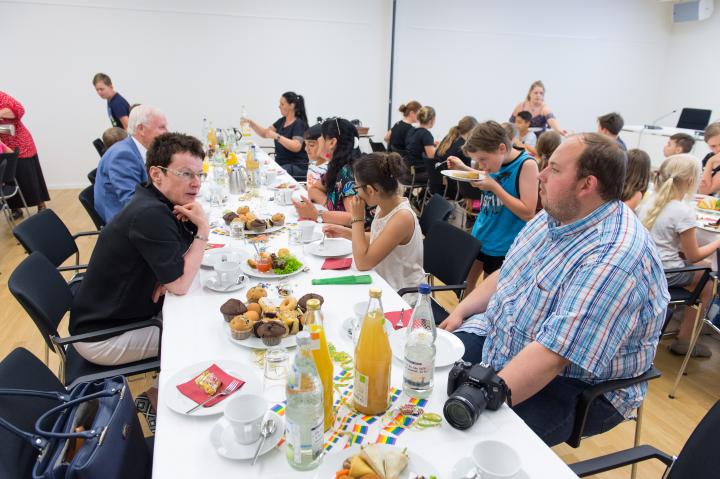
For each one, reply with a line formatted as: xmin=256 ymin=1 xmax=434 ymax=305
xmin=93 ymin=138 xmax=106 ymax=157
xmin=419 ymin=194 xmax=454 ymax=236
xmin=369 ymin=140 xmax=387 ymax=152
xmin=0 ymin=347 xmax=66 ymax=478
xmin=424 ymin=221 xmax=482 ymax=290
xmin=79 ymin=185 xmax=106 ymax=229
xmin=12 ymin=209 xmax=79 ymax=267
xmin=668 ymin=400 xmax=720 ymax=479
xmin=8 ymin=252 xmax=74 ymax=350
xmin=87 ymin=168 xmax=97 ymax=185
xmin=0 ymin=150 xmax=19 ymax=183
xmin=458 ymin=178 xmax=485 ymax=200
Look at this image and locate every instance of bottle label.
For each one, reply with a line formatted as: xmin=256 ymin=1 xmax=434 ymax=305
xmin=309 ymin=327 xmax=321 ymax=351
xmin=286 ymin=418 xmax=323 ymax=464
xmin=403 ymin=356 xmax=433 ymax=389
xmin=353 ymin=371 xmax=369 ymax=408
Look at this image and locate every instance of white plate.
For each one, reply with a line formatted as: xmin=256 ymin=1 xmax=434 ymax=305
xmin=204 ymin=275 xmax=247 ymax=293
xmin=225 ymin=322 xmax=297 ymax=349
xmin=268 ymin=182 xmax=298 ymax=191
xmin=451 ymin=457 xmax=528 ymax=479
xmin=163 ymin=360 xmax=262 ymax=417
xmin=202 ymin=248 xmax=248 ymax=268
xmin=306 ymin=238 xmax=352 ymax=257
xmin=210 ymin=412 xmax=284 ymax=460
xmin=244 ymin=224 xmax=286 ymax=235
xmin=240 ymin=257 xmax=306 ymax=279
xmin=389 ymin=327 xmax=465 ymax=368
xmin=314 ymin=444 xmax=440 ymax=479
xmin=340 ymin=316 xmax=393 ymax=342
xmin=441 ymin=169 xmax=487 ymax=183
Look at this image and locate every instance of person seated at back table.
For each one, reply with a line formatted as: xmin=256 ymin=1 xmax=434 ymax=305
xmin=439 ymin=133 xmax=669 ymax=446
xmin=621 ymin=148 xmax=651 ymax=211
xmin=384 ymin=100 xmax=421 ymax=153
xmin=513 ymin=111 xmax=537 ymax=156
xmin=94 ymin=105 xmax=168 ymax=223
xmin=434 ymin=115 xmax=478 ymax=197
xmin=404 ymin=106 xmax=437 ymax=182
xmin=534 ymin=131 xmax=562 ymax=212
xmin=663 ymin=132 xmax=695 ymax=157
xmin=697 ymin=123 xmax=720 ymax=195
xmin=597 ymin=112 xmax=627 ymax=151
xmin=304 ymin=123 xmax=327 ymax=189
xmin=510 ymin=80 xmax=568 ymax=136
xmin=101 ymin=126 xmax=128 ymax=150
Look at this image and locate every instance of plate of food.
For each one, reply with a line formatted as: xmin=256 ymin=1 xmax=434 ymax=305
xmin=318 ymin=444 xmax=440 ymax=479
xmin=202 ymin=248 xmax=248 ymax=269
xmin=696 ymin=195 xmax=720 ymax=214
xmin=241 ymin=248 xmax=306 ymax=279
xmin=441 ymin=169 xmax=487 ymax=183
xmin=222 ymin=288 xmax=325 ymax=349
xmin=306 ymin=238 xmax=353 ymax=257
xmin=388 ymin=328 xmax=465 ymax=368
xmin=222 ymin=207 xmax=287 ymax=234
xmin=269 ymin=182 xmax=298 ymax=190
xmin=163 ymin=360 xmax=262 ymax=417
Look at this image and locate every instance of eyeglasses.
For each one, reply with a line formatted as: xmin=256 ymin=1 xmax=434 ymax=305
xmin=155 ymin=166 xmax=206 ymax=182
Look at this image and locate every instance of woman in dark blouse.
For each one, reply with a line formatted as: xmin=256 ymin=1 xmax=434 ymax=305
xmin=245 ymin=91 xmax=309 ymax=177
xmin=433 ymin=115 xmax=478 ymax=196
xmin=384 ymin=100 xmax=421 ymax=153
xmin=404 ymin=106 xmax=437 ymax=182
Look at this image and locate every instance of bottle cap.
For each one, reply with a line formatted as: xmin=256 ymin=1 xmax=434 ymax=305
xmin=306 ymin=298 xmax=321 ymax=310
xmin=296 ymin=330 xmax=310 ymax=346
xmin=369 ymin=287 xmax=382 ymax=299
xmin=419 ymin=283 xmax=431 ymax=295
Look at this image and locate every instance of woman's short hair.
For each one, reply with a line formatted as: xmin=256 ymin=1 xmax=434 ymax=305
xmin=146 ymin=132 xmax=204 ymax=172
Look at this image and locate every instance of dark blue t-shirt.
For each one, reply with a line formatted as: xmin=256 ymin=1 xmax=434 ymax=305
xmin=107 ymin=93 xmax=130 ymax=128
xmin=405 ymin=127 xmax=433 ymax=169
xmin=272 ymin=117 xmax=309 ymax=166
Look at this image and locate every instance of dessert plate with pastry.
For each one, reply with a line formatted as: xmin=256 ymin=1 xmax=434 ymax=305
xmin=241 ymin=248 xmax=306 ymax=279
xmin=318 ymin=444 xmax=440 ymax=479
xmin=441 ymin=169 xmax=487 ymax=183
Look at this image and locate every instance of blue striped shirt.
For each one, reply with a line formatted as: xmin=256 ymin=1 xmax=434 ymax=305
xmin=456 ymin=201 xmax=669 ymax=417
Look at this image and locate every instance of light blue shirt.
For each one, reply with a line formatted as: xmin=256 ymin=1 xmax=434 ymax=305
xmin=94 ymin=136 xmax=148 ymax=223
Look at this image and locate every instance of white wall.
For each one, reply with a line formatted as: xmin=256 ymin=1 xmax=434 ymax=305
xmin=391 ymin=0 xmax=672 ymax=138
xmin=2 ymin=0 xmax=392 ymax=187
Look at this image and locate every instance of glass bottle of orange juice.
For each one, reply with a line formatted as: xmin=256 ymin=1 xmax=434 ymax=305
xmin=303 ymin=299 xmax=335 ymax=430
xmin=353 ymin=288 xmax=391 ymax=416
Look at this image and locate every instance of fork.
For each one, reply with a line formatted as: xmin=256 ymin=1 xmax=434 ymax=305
xmin=185 ymin=380 xmax=240 ymax=414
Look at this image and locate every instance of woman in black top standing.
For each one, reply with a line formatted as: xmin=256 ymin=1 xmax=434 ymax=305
xmin=384 ymin=100 xmax=421 ymax=153
xmin=245 ymin=91 xmax=309 ymax=177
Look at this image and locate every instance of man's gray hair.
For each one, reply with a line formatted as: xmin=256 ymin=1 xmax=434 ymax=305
xmin=128 ymin=105 xmax=163 ymax=135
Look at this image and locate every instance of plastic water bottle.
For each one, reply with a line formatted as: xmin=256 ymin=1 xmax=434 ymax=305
xmin=285 ymin=331 xmax=324 ymax=471
xmin=402 ymin=283 xmax=436 ymax=398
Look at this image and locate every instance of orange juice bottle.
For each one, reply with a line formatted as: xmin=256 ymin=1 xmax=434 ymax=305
xmin=227 ymin=151 xmax=238 ymax=166
xmin=353 ymin=288 xmax=391 ymax=415
xmin=207 ymin=128 xmax=217 ymax=148
xmin=303 ymin=299 xmax=335 ymax=430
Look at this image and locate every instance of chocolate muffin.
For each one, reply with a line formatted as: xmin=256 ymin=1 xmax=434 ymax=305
xmin=297 ymin=293 xmax=324 ymax=313
xmin=220 ymin=298 xmax=247 ymax=322
xmin=253 ymin=320 xmax=288 ymax=346
xmin=223 ymin=211 xmax=239 ymax=225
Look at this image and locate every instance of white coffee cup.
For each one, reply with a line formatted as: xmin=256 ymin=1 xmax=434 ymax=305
xmin=224 ymin=394 xmax=267 ymax=444
xmin=274 ymin=188 xmax=294 ymax=205
xmin=471 ymin=440 xmax=521 ymax=478
xmin=265 ymin=170 xmax=278 ymax=185
xmin=214 ymin=261 xmax=241 ymax=286
xmin=297 ymin=220 xmax=316 ymax=243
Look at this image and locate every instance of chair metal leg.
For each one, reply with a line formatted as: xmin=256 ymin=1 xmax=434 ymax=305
xmin=16 ymin=185 xmax=31 ymax=217
xmin=669 ymin=304 xmax=704 ymax=398
xmin=43 ymin=344 xmax=49 ymax=366
xmin=630 ymin=403 xmax=644 ymax=479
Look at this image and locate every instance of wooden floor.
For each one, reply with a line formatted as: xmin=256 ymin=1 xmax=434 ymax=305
xmin=2 ymin=189 xmax=719 ymax=478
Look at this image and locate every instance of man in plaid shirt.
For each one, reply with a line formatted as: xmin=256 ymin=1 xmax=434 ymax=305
xmin=440 ymin=133 xmax=669 ymax=446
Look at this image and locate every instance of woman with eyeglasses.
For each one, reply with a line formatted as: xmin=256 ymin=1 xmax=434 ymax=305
xmin=292 ymin=117 xmax=371 ymax=227
xmin=244 ymin=91 xmax=309 ymax=178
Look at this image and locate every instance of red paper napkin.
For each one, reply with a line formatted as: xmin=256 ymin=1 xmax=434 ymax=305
xmin=205 ymin=243 xmax=226 ymax=250
xmin=385 ymin=309 xmax=414 ymax=329
xmin=176 ymin=363 xmax=245 ymax=407
xmin=321 ymin=258 xmax=353 ymax=270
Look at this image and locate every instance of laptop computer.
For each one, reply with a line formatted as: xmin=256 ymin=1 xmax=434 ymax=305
xmin=677 ymin=108 xmax=712 ymax=130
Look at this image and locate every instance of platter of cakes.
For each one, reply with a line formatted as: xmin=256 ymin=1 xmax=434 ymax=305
xmin=221 ymin=286 xmax=324 ymax=350
xmin=222 ymin=205 xmax=286 ymax=235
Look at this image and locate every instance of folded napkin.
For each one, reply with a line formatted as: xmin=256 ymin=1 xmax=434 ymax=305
xmin=385 ymin=309 xmax=414 ymax=329
xmin=205 ymin=243 xmax=225 ymax=250
xmin=311 ymin=274 xmax=372 ymax=285
xmin=176 ymin=363 xmax=245 ymax=407
xmin=321 ymin=258 xmax=353 ymax=270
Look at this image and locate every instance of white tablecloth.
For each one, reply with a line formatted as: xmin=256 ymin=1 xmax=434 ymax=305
xmin=152 ymin=150 xmax=577 ymax=478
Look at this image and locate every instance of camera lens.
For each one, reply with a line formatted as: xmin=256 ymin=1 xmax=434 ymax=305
xmin=443 ymin=384 xmax=488 ymax=430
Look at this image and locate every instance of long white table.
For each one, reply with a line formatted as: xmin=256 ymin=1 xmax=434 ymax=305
xmin=152 ymin=150 xmax=578 ymax=478
xmin=622 ymin=125 xmax=710 ymax=167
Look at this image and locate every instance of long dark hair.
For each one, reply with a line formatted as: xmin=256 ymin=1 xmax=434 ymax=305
xmin=322 ymin=117 xmax=359 ymax=190
xmin=282 ymin=91 xmax=308 ymax=125
xmin=353 ymin=152 xmax=408 ymax=195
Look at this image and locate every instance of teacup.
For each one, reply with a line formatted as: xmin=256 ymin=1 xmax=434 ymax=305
xmin=224 ymin=394 xmax=267 ymax=444
xmin=214 ymin=261 xmax=241 ymax=286
xmin=297 ymin=220 xmax=316 ymax=243
xmin=471 ymin=440 xmax=521 ymax=479
xmin=265 ymin=170 xmax=278 ymax=185
xmin=274 ymin=188 xmax=294 ymax=205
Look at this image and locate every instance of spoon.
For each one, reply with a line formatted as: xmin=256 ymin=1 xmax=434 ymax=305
xmin=222 ymin=275 xmax=246 ymax=291
xmin=252 ymin=417 xmax=276 ymax=465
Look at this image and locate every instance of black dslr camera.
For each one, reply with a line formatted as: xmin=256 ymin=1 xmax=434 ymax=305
xmin=443 ymin=361 xmax=511 ymax=430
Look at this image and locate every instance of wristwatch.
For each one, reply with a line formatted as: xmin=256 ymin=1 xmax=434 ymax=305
xmin=275 ymin=132 xmax=281 ymax=141
xmin=316 ymin=211 xmax=323 ymax=223
xmin=194 ymin=233 xmax=209 ymax=242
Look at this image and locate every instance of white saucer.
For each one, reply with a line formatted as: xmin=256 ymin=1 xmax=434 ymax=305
xmin=451 ymin=457 xmax=528 ymax=479
xmin=204 ymin=275 xmax=247 ymax=292
xmin=299 ymin=231 xmax=324 ymax=244
xmin=210 ymin=412 xmax=284 ymax=460
xmin=202 ymin=248 xmax=248 ymax=268
xmin=389 ymin=327 xmax=465 ymax=368
xmin=306 ymin=238 xmax=352 ymax=257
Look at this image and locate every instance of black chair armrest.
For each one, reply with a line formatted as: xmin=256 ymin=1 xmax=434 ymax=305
xmin=72 ymin=230 xmax=100 ymax=240
xmin=569 ymin=445 xmax=674 ymax=477
xmin=665 ymin=266 xmax=711 ymax=305
xmin=663 ymin=265 xmax=710 ymax=275
xmin=397 ymin=283 xmax=467 ymax=297
xmin=566 ymin=366 xmax=661 ymax=448
xmin=57 ymin=264 xmax=88 ymax=272
xmin=53 ymin=318 xmax=163 ymax=346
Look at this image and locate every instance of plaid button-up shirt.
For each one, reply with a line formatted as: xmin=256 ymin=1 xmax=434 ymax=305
xmin=456 ymin=200 xmax=669 ymax=417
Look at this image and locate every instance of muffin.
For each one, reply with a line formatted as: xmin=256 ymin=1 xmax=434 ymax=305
xmin=223 ymin=211 xmax=239 ymax=225
xmin=254 ymin=320 xmax=288 ymax=346
xmin=229 ymin=315 xmax=253 ymax=340
xmin=236 ymin=205 xmax=250 ymax=215
xmin=220 ymin=298 xmax=247 ymax=322
xmin=248 ymin=219 xmax=267 ymax=233
xmin=246 ymin=303 xmax=262 ymax=315
xmin=271 ymin=213 xmax=285 ymax=227
xmin=244 ymin=310 xmax=260 ymax=324
xmin=298 ymin=293 xmax=324 ymax=313
xmin=246 ymin=286 xmax=268 ymax=303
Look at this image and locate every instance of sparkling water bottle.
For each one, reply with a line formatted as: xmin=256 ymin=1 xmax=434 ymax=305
xmin=285 ymin=331 xmax=324 ymax=470
xmin=402 ymin=283 xmax=437 ymax=398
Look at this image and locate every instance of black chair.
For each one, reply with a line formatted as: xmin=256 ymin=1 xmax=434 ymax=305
xmin=0 ymin=150 xmax=31 ymax=226
xmin=0 ymin=347 xmax=154 ymax=478
xmin=662 ymin=265 xmax=712 ymax=399
xmin=369 ymin=140 xmax=387 ymax=152
xmin=87 ymin=167 xmax=97 ymax=184
xmin=92 ymin=138 xmax=106 ymax=157
xmin=419 ymin=194 xmax=453 ymax=236
xmin=8 ymin=252 xmax=162 ymax=387
xmin=570 ymin=400 xmax=720 ymax=478
xmin=398 ymin=221 xmax=482 ymax=324
xmin=79 ymin=185 xmax=106 ymax=230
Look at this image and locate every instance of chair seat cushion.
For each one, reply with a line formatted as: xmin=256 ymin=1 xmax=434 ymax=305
xmin=668 ymin=286 xmax=693 ymax=303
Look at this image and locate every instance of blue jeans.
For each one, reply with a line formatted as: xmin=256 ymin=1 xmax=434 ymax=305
xmin=454 ymin=331 xmax=625 ymax=446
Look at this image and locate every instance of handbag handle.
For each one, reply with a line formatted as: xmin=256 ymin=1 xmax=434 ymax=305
xmin=0 ymin=388 xmax=69 ymax=449
xmin=35 ymin=386 xmax=123 ymax=439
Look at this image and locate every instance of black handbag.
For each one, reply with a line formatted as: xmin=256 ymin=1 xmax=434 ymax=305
xmin=0 ymin=375 xmax=149 ymax=479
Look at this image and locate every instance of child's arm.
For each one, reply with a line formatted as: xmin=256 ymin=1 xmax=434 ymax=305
xmin=472 ymin=159 xmax=539 ymax=221
xmin=679 ymin=228 xmax=720 ymax=263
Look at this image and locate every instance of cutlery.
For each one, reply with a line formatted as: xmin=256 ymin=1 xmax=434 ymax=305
xmin=251 ymin=417 xmax=276 ymax=465
xmin=185 ymin=380 xmax=240 ymax=414
xmin=222 ymin=275 xmax=246 ymax=291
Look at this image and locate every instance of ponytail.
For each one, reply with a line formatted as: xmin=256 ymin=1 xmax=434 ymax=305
xmin=282 ymin=91 xmax=308 ymax=125
xmin=641 ymin=154 xmax=700 ymax=230
xmin=353 ymin=152 xmax=408 ymax=196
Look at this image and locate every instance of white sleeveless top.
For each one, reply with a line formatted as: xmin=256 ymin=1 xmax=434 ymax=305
xmin=370 ymin=199 xmax=425 ymax=299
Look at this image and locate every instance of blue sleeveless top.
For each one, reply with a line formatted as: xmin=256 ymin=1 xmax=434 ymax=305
xmin=471 ymin=151 xmax=533 ymax=257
